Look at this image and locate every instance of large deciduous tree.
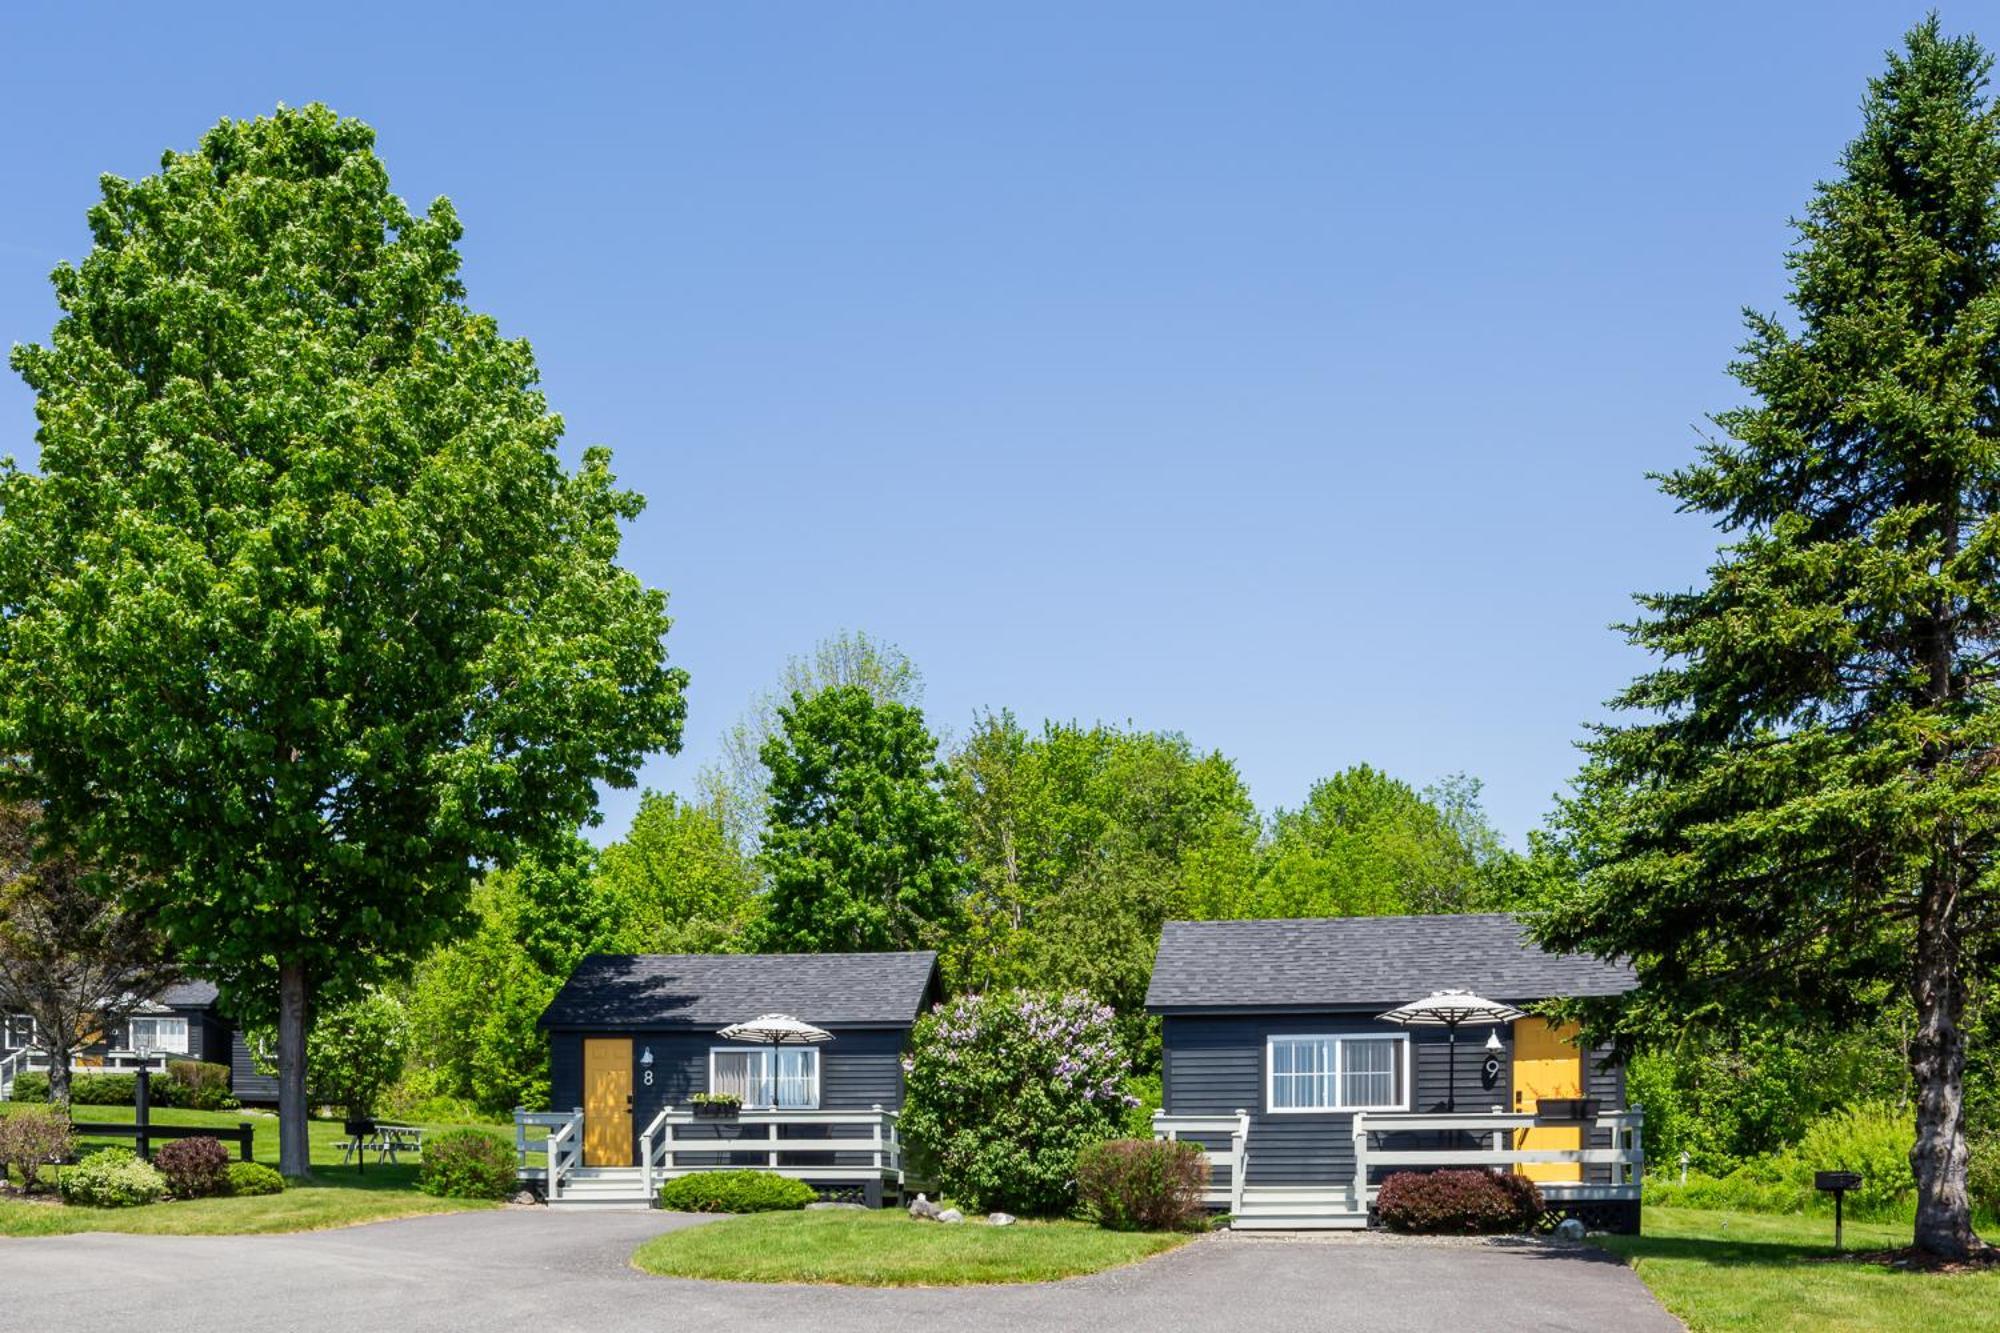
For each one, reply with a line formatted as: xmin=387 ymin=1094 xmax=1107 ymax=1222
xmin=0 ymin=106 xmax=686 ymax=1173
xmin=1536 ymin=21 xmax=2000 ymax=1258
xmin=0 ymin=802 xmax=180 ymax=1106
xmin=755 ymin=684 xmax=964 ymax=952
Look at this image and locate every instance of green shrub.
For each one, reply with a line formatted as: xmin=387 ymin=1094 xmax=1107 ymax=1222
xmin=58 ymin=1146 xmax=168 ymax=1208
xmin=5 ymin=1071 xmax=50 ymax=1103
xmin=71 ymin=1073 xmax=138 ymax=1105
xmin=0 ymin=1104 xmax=73 ymax=1192
xmin=1076 ymin=1138 xmax=1209 ymax=1230
xmin=417 ymin=1128 xmax=517 ymax=1200
xmin=1646 ymin=1101 xmax=1920 ymax=1221
xmin=1376 ymin=1170 xmax=1543 ymax=1234
xmin=158 ymin=1061 xmax=237 ymax=1111
xmin=154 ymin=1135 xmax=231 ymax=1199
xmin=1969 ymin=1130 xmax=2000 ymax=1223
xmin=223 ymin=1161 xmax=285 ymax=1197
xmin=656 ymin=1170 xmax=817 ymax=1213
xmin=1121 ymin=1073 xmax=1163 ymax=1139
xmin=900 ymin=990 xmax=1136 ymax=1216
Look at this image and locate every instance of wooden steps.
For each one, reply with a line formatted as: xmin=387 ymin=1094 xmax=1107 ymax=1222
xmin=1230 ymin=1185 xmax=1369 ymax=1230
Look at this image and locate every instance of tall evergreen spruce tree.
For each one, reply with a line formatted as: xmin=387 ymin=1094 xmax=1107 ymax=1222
xmin=1539 ymin=20 xmax=2000 ymax=1259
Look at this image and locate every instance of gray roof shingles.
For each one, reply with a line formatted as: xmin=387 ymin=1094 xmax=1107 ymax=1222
xmin=158 ymin=980 xmax=220 ymax=1008
xmin=539 ymin=951 xmax=940 ymax=1030
xmin=1144 ymin=914 xmax=1634 ymax=1012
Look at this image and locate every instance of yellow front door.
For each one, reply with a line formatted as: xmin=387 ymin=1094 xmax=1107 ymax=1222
xmin=1512 ymin=1018 xmax=1582 ymax=1182
xmin=583 ymin=1038 xmax=633 ymax=1167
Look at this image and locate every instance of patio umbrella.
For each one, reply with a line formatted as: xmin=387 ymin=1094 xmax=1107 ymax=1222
xmin=1376 ymin=990 xmax=1525 ymax=1112
xmin=716 ymin=1013 xmax=831 ymax=1109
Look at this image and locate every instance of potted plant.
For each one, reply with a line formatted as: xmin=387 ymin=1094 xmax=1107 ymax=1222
xmin=691 ymin=1092 xmax=741 ymax=1119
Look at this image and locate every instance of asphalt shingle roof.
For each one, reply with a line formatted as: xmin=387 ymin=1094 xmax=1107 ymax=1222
xmin=538 ymin=951 xmax=940 ymax=1030
xmin=1144 ymin=914 xmax=1635 ymax=1012
xmin=157 ymin=980 xmax=220 ymax=1008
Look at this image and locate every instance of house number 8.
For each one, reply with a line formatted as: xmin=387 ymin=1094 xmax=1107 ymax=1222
xmin=644 ymin=1069 xmax=654 ymax=1087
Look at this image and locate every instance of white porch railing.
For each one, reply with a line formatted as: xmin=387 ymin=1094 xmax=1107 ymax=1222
xmin=639 ymin=1105 xmax=903 ymax=1201
xmin=1152 ymin=1110 xmax=1252 ymax=1214
xmin=515 ymin=1109 xmax=582 ymax=1201
xmin=1352 ymin=1107 xmax=1645 ymax=1204
xmin=0 ymin=1049 xmax=173 ymax=1099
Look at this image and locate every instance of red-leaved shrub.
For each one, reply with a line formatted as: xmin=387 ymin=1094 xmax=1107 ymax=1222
xmin=154 ymin=1135 xmax=231 ymax=1199
xmin=1076 ymin=1138 xmax=1210 ymax=1231
xmin=1375 ymin=1170 xmax=1543 ymax=1234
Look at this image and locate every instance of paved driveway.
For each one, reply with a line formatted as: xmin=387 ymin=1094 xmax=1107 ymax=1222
xmin=0 ymin=1209 xmax=1677 ymax=1333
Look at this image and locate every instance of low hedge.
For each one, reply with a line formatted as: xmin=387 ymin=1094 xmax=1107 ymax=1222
xmin=58 ymin=1146 xmax=168 ymax=1208
xmin=5 ymin=1071 xmax=49 ymax=1103
xmin=224 ymin=1161 xmax=285 ymax=1197
xmin=1376 ymin=1170 xmax=1543 ymax=1234
xmin=71 ymin=1073 xmax=139 ymax=1105
xmin=418 ymin=1129 xmax=517 ymax=1200
xmin=657 ymin=1170 xmax=817 ymax=1213
xmin=155 ymin=1135 xmax=231 ymax=1199
xmin=160 ymin=1061 xmax=238 ymax=1111
xmin=1076 ymin=1138 xmax=1210 ymax=1231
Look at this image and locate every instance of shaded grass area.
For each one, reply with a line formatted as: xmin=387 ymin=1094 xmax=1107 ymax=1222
xmin=631 ymin=1208 xmax=1192 ymax=1286
xmin=0 ymin=1103 xmax=515 ymax=1236
xmin=1593 ymin=1207 xmax=2000 ymax=1332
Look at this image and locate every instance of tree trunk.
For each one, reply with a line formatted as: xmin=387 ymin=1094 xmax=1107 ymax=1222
xmin=1909 ymin=860 xmax=1979 ymax=1259
xmin=46 ymin=1032 xmax=72 ymax=1107
xmin=277 ymin=960 xmax=312 ymax=1179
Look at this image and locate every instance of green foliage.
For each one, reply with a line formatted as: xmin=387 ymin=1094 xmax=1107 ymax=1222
xmin=222 ymin=1161 xmax=285 ymax=1197
xmin=154 ymin=1136 xmax=231 ymax=1200
xmin=1252 ymin=767 xmax=1516 ymax=917
xmin=58 ymin=1147 xmax=167 ymax=1208
xmin=416 ymin=1129 xmax=517 ymax=1200
xmin=0 ymin=1104 xmax=72 ymax=1191
xmin=656 ymin=1169 xmax=816 ymax=1213
xmin=1121 ymin=1072 xmax=1163 ymax=1139
xmin=944 ymin=713 xmax=1259 ymax=1060
xmin=159 ymin=1061 xmax=237 ymax=1112
xmin=900 ymin=990 xmax=1136 ymax=1217
xmin=1375 ymin=1170 xmax=1543 ymax=1234
xmin=6 ymin=1072 xmax=48 ymax=1103
xmin=1647 ymin=1102 xmax=1921 ymax=1222
xmin=1075 ymin=1138 xmax=1209 ymax=1231
xmin=1532 ymin=20 xmax=2000 ymax=1255
xmin=594 ymin=792 xmax=759 ymax=954
xmin=756 ymin=685 xmax=965 ymax=952
xmin=304 ymin=992 xmax=408 ymax=1119
xmin=71 ymin=1074 xmax=138 ymax=1106
xmin=0 ymin=103 xmax=686 ymax=1172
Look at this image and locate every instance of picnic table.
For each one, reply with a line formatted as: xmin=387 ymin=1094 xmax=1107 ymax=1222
xmin=336 ymin=1120 xmax=423 ymax=1171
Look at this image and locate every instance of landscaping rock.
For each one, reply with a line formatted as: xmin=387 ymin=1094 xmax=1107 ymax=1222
xmin=510 ymin=1189 xmax=540 ymax=1206
xmin=1555 ymin=1217 xmax=1587 ymax=1242
xmin=987 ymin=1212 xmax=1016 ymax=1227
xmin=807 ymin=1201 xmax=866 ymax=1211
xmin=907 ymin=1193 xmax=942 ymax=1220
xmin=937 ymin=1208 xmax=964 ymax=1224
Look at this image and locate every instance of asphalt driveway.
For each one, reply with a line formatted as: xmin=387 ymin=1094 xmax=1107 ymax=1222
xmin=0 ymin=1209 xmax=1678 ymax=1333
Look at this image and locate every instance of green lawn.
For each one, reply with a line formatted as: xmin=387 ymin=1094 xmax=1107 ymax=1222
xmin=0 ymin=1102 xmax=522 ymax=1236
xmin=631 ymin=1208 xmax=1193 ymax=1286
xmin=1595 ymin=1207 xmax=2000 ymax=1332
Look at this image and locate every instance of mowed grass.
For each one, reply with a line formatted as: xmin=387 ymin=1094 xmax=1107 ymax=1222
xmin=0 ymin=1102 xmax=518 ymax=1236
xmin=631 ymin=1208 xmax=1193 ymax=1286
xmin=1593 ymin=1207 xmax=2000 ymax=1332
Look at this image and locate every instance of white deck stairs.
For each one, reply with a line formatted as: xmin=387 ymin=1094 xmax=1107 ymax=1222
xmin=548 ymin=1166 xmax=653 ymax=1209
xmin=1229 ymin=1185 xmax=1369 ymax=1230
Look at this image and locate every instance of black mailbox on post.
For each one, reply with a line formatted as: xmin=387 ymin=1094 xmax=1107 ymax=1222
xmin=1816 ymin=1171 xmax=1863 ymax=1250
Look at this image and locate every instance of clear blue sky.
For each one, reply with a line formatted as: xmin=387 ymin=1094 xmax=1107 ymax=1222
xmin=0 ymin=3 xmax=1953 ymax=845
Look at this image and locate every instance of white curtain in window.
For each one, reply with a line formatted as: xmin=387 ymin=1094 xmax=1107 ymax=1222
xmin=129 ymin=1017 xmax=189 ymax=1054
xmin=712 ymin=1048 xmax=819 ymax=1107
xmin=775 ymin=1048 xmax=816 ymax=1108
xmin=711 ymin=1050 xmax=759 ymax=1101
xmin=1339 ymin=1038 xmax=1396 ymax=1108
xmin=1272 ymin=1037 xmax=1337 ymax=1109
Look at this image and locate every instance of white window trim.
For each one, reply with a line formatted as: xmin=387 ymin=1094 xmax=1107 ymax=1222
xmin=1264 ymin=1032 xmax=1411 ymax=1114
xmin=4 ymin=1014 xmax=34 ymax=1048
xmin=707 ymin=1045 xmax=820 ymax=1110
xmin=128 ymin=1015 xmax=190 ymax=1055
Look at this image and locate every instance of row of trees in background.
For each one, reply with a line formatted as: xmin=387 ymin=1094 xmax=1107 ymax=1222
xmin=387 ymin=628 xmax=1524 ymax=1114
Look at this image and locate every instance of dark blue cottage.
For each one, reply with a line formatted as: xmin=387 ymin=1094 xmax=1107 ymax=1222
xmin=529 ymin=950 xmax=940 ymax=1207
xmin=1147 ymin=914 xmax=1644 ymax=1231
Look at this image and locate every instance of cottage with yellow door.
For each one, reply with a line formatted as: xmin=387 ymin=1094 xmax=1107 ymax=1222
xmin=1147 ymin=914 xmax=1645 ymax=1233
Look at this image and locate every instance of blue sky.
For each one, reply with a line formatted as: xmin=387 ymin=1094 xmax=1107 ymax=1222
xmin=0 ymin=3 xmax=1953 ymax=844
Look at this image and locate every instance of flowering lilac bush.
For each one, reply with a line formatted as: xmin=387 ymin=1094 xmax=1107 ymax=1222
xmin=899 ymin=990 xmax=1137 ymax=1215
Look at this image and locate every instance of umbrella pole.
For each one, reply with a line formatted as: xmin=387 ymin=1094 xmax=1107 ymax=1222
xmin=1446 ymin=1023 xmax=1457 ymax=1113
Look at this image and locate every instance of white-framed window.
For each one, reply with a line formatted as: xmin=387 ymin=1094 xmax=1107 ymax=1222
xmin=1266 ymin=1033 xmax=1409 ymax=1112
xmin=708 ymin=1046 xmax=819 ymax=1109
xmin=4 ymin=1014 xmax=33 ymax=1049
xmin=127 ymin=1016 xmax=190 ymax=1055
